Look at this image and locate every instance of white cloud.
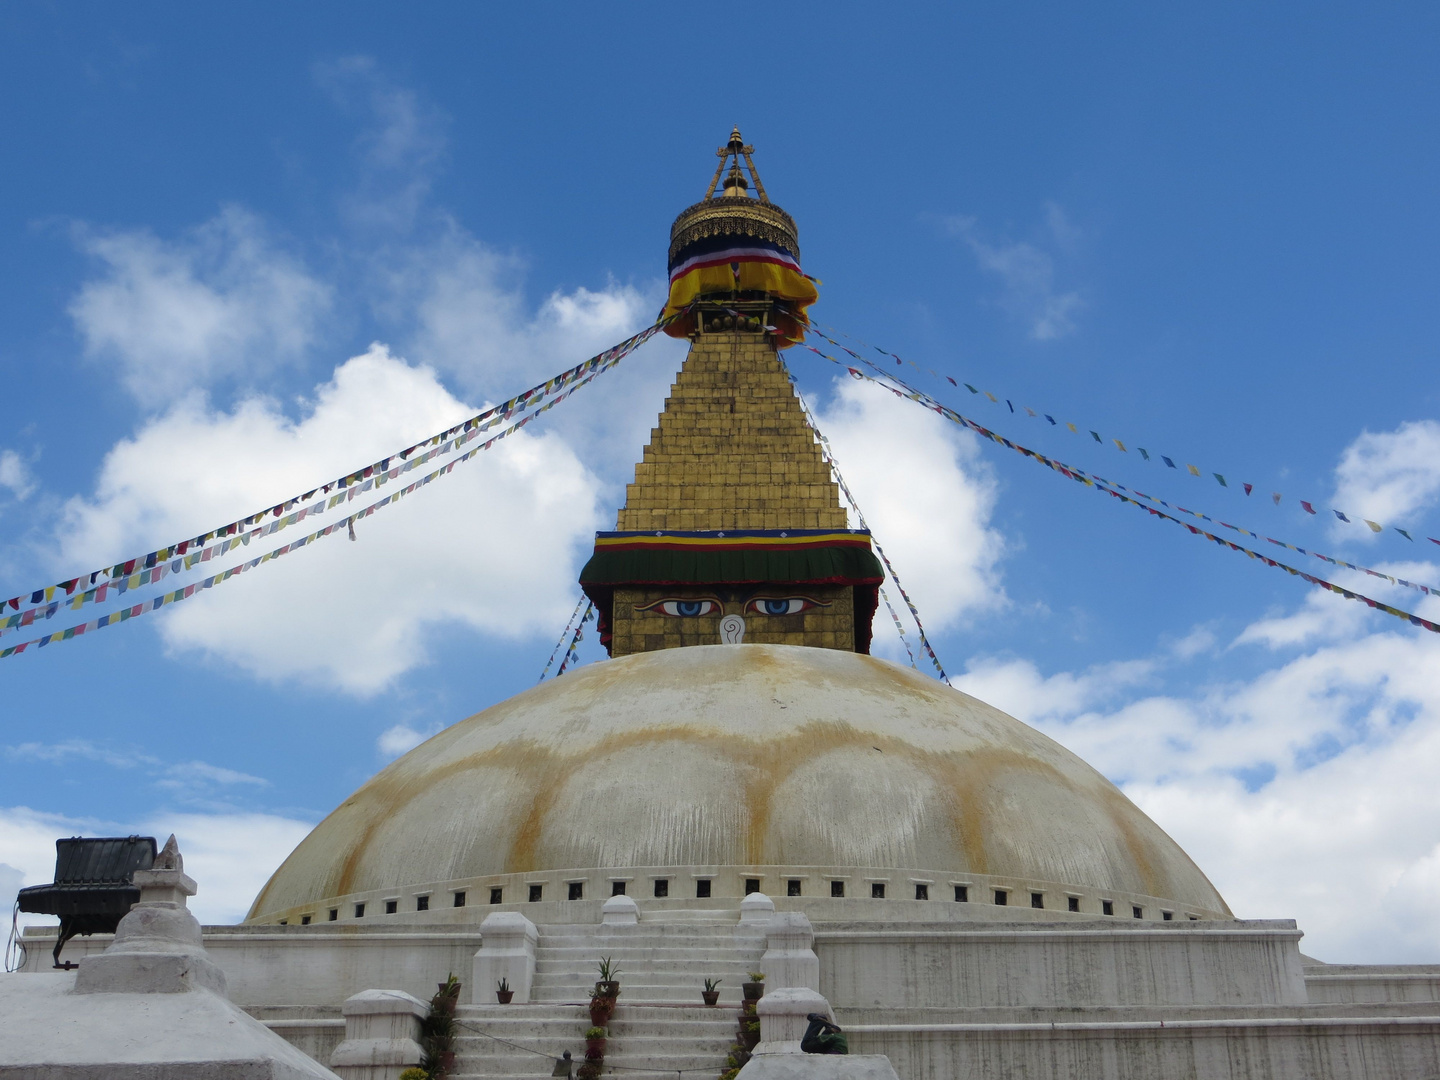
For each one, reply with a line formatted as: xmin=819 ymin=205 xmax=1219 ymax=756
xmin=314 ymin=56 xmax=446 ymax=233
xmin=396 ymin=222 xmax=662 ymax=401
xmin=815 ymin=376 xmax=1006 ymax=652
xmin=53 ymin=343 xmax=604 ymax=694
xmin=0 ymin=805 xmax=313 ymax=929
xmin=5 ymin=739 xmax=157 ymax=769
xmin=948 ymin=204 xmax=1083 ymax=340
xmin=1331 ymin=419 xmax=1440 ymax=536
xmin=0 ymin=450 xmax=34 ymax=501
xmin=68 ymin=206 xmax=331 ymax=404
xmin=980 ymin=599 xmax=1440 ymax=960
xmin=377 ymin=722 xmax=441 ymax=759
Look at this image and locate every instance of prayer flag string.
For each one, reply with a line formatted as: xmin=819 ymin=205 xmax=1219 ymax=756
xmin=0 ymin=350 xmax=624 ymax=660
xmin=879 ymin=585 xmax=918 ymax=669
xmin=783 ymin=363 xmax=951 ymax=684
xmin=805 ymin=322 xmax=1432 ymax=547
xmin=800 ymin=344 xmax=1440 ymax=602
xmin=797 ymin=349 xmax=1440 ymax=637
xmin=539 ymin=596 xmax=589 ymax=681
xmin=0 ymin=315 xmax=678 ymax=623
xmin=554 ymin=602 xmax=594 ymax=678
xmin=0 ymin=316 xmax=678 ymax=637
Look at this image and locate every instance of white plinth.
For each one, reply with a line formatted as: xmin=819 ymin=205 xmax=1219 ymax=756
xmin=737 ymin=1055 xmax=900 ymax=1080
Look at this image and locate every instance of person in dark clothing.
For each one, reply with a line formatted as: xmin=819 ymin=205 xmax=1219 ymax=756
xmin=801 ymin=1013 xmax=849 ymax=1055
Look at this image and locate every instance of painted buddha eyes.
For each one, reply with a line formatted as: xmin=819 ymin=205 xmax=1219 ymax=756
xmin=746 ymin=597 xmax=822 ymax=616
xmin=637 ymin=596 xmax=827 ymax=617
xmin=639 ymin=599 xmax=721 ymax=617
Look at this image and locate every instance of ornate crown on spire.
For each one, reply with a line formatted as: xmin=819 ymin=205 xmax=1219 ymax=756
xmin=661 ymin=127 xmax=818 ymax=346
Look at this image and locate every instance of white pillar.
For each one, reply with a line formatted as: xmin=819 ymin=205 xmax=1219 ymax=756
xmin=739 ymin=891 xmax=776 ymax=925
xmin=761 ymin=911 xmax=820 ymax=992
xmin=602 ymin=894 xmax=640 ymax=926
xmin=472 ymin=910 xmax=539 ymax=1004
xmin=330 ymin=989 xmax=426 ymax=1080
xmin=753 ymin=986 xmax=833 ymax=1055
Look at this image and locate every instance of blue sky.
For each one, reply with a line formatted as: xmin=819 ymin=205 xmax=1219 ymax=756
xmin=3 ymin=3 xmax=1440 ymax=962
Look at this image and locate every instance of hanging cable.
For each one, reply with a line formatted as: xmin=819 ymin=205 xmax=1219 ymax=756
xmin=539 ymin=596 xmax=589 ymax=681
xmin=779 ymin=359 xmax=951 ymax=684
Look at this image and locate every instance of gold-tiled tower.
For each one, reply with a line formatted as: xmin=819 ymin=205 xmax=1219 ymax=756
xmin=579 ymin=130 xmax=883 ymax=657
xmin=617 ymin=326 xmax=847 ymax=534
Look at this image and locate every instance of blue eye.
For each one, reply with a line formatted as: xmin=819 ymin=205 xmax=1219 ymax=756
xmin=648 ymin=599 xmax=720 ymax=617
xmin=747 ymin=597 xmax=823 ymax=616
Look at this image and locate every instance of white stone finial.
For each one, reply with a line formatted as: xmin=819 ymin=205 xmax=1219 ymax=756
xmin=74 ymin=834 xmax=227 ymax=996
xmin=153 ymin=833 xmax=183 ymax=871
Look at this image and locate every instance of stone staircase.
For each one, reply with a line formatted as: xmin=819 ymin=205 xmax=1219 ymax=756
xmin=452 ymin=914 xmax=764 ymax=1079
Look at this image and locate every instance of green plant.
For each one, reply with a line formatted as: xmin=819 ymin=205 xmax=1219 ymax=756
xmin=497 ymin=977 xmax=511 ymax=993
xmin=577 ymin=1063 xmax=602 ymax=1080
xmin=585 ymin=1026 xmax=607 ymax=1040
xmin=704 ymin=977 xmax=722 ymax=991
xmin=420 ymin=972 xmax=462 ymax=1078
xmin=747 ymin=971 xmax=765 ymax=981
xmin=399 ymin=1070 xmax=428 ymax=1080
xmin=596 ymin=956 xmax=620 ymax=981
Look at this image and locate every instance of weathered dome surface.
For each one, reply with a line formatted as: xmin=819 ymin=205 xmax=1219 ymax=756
xmin=248 ymin=645 xmax=1228 ymax=919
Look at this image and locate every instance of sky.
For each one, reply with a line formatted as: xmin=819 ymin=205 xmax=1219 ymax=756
xmin=2 ymin=3 xmax=1439 ymax=964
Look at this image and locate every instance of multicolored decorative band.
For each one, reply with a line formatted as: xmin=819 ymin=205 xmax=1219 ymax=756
xmin=592 ymin=529 xmax=874 ymax=552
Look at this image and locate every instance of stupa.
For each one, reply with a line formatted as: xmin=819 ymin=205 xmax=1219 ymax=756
xmin=13 ymin=129 xmax=1440 ymax=1080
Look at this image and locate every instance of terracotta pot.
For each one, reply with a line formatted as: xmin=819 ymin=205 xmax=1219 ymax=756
xmin=595 ymin=980 xmax=620 ymax=998
xmin=742 ymin=982 xmax=765 ymax=1000
xmin=437 ymin=1050 xmax=457 ymax=1075
xmin=702 ymin=990 xmax=720 ymax=1006
xmin=496 ymin=989 xmax=514 ymax=1004
xmin=585 ymin=1038 xmax=607 ymax=1060
xmin=589 ymin=1002 xmax=613 ymax=1027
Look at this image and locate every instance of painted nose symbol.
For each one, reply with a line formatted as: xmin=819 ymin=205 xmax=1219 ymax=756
xmin=720 ymin=614 xmax=746 ymax=644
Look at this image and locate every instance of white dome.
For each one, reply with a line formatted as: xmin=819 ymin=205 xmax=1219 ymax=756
xmin=247 ymin=645 xmax=1229 ymax=921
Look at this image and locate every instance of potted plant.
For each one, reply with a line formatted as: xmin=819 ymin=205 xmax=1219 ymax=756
xmin=588 ymin=988 xmax=614 ymax=1027
xmin=496 ymin=977 xmax=514 ymax=1005
xmin=742 ymin=971 xmax=765 ymax=1001
xmin=738 ymin=1014 xmax=761 ymax=1051
xmin=421 ymin=972 xmax=462 ymax=1078
xmin=702 ymin=977 xmax=721 ymax=1006
xmin=594 ymin=956 xmax=621 ymax=999
xmin=577 ymin=1063 xmax=602 ymax=1080
xmin=584 ymin=1026 xmax=607 ymax=1060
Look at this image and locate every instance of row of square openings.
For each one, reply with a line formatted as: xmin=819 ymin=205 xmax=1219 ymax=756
xmin=282 ymin=880 xmax=1198 ymax=923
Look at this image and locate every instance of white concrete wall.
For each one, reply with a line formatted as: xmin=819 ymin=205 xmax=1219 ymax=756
xmin=845 ymin=1016 xmax=1440 ymax=1080
xmin=23 ymin=925 xmax=484 ymax=1008
xmin=1305 ymin=966 xmax=1440 ymax=1004
xmin=816 ymin=920 xmax=1309 ymax=1009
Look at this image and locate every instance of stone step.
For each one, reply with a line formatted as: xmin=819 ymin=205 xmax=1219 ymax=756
xmin=453 ymin=1054 xmax=729 ymax=1073
xmin=454 ymin=1017 xmax=739 ymax=1038
xmin=456 ymin=1038 xmax=737 ymax=1057
xmin=535 ymin=969 xmax=754 ymax=985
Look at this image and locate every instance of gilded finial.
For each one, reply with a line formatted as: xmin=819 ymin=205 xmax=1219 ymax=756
xmin=703 ymin=126 xmax=770 ymax=204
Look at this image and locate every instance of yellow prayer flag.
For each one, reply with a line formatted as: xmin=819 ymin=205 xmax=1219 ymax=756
xmin=1113 ymin=439 xmax=1127 ymax=452
xmin=1187 ymin=464 xmax=1201 ymax=476
xmin=1066 ymin=422 xmax=1078 ymax=434
xmin=1365 ymin=520 xmax=1382 ymax=533
xmin=985 ymin=392 xmax=998 ymax=403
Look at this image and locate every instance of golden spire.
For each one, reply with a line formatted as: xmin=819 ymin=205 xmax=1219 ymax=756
xmin=703 ymin=125 xmax=770 ymax=204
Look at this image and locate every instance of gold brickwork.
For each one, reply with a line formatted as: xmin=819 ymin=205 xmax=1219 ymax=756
xmin=616 ymin=331 xmax=848 ymax=532
xmin=610 ymin=585 xmax=855 ymax=657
